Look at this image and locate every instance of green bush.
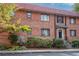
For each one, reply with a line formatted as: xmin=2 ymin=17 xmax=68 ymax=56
xmin=8 ymin=33 xmax=18 ymax=44
xmin=8 ymin=46 xmax=27 ymax=51
xmin=53 ymin=39 xmax=64 ymax=48
xmin=26 ymin=37 xmax=38 ymax=47
xmin=0 ymin=44 xmax=7 ymax=50
xmin=37 ymin=39 xmax=52 ymax=48
xmin=71 ymin=40 xmax=79 ymax=48
xmin=26 ymin=37 xmax=52 ymax=48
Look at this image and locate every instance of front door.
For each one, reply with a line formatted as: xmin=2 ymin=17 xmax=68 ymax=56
xmin=57 ymin=29 xmax=64 ymax=39
xmin=59 ymin=30 xmax=62 ymax=38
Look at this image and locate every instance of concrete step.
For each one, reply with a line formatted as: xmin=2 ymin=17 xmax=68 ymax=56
xmin=63 ymin=40 xmax=72 ymax=49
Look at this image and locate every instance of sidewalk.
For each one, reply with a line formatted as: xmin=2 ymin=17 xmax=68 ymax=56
xmin=0 ymin=49 xmax=79 ymax=53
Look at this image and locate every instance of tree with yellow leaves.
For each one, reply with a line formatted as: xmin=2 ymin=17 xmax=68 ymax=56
xmin=0 ymin=4 xmax=31 ymax=45
xmin=0 ymin=3 xmax=31 ymax=33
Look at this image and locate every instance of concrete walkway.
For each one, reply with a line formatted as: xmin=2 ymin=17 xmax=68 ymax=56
xmin=0 ymin=49 xmax=79 ymax=53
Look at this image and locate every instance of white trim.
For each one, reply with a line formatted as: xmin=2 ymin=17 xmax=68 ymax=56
xmin=56 ymin=29 xmax=64 ymax=39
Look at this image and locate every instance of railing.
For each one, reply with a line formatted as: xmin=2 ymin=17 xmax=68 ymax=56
xmin=56 ymin=23 xmax=68 ymax=28
xmin=63 ymin=39 xmax=72 ymax=48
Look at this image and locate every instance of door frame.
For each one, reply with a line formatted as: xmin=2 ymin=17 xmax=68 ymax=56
xmin=56 ymin=29 xmax=64 ymax=39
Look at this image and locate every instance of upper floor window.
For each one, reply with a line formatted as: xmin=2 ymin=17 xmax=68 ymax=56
xmin=70 ymin=18 xmax=76 ymax=24
xmin=70 ymin=30 xmax=76 ymax=37
xmin=41 ymin=14 xmax=49 ymax=21
xmin=41 ymin=28 xmax=50 ymax=36
xmin=27 ymin=12 xmax=32 ymax=19
xmin=57 ymin=16 xmax=63 ymax=23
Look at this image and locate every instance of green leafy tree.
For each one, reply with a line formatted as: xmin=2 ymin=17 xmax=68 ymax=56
xmin=73 ymin=3 xmax=79 ymax=12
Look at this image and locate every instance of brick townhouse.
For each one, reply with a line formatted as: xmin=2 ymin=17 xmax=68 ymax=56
xmin=13 ymin=3 xmax=79 ymax=42
xmin=1 ymin=3 xmax=79 ymax=46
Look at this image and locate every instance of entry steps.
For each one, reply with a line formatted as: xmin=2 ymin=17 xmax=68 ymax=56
xmin=63 ymin=39 xmax=72 ymax=49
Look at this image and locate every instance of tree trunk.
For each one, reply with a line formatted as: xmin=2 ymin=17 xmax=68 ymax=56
xmin=17 ymin=31 xmax=27 ymax=46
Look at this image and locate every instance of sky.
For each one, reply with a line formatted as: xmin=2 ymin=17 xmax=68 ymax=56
xmin=35 ymin=3 xmax=74 ymax=11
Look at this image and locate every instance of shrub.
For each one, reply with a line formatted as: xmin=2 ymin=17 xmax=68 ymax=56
xmin=26 ymin=37 xmax=52 ymax=48
xmin=53 ymin=39 xmax=64 ymax=48
xmin=71 ymin=40 xmax=79 ymax=48
xmin=8 ymin=33 xmax=18 ymax=44
xmin=0 ymin=44 xmax=7 ymax=50
xmin=26 ymin=37 xmax=38 ymax=47
xmin=8 ymin=46 xmax=27 ymax=51
xmin=37 ymin=39 xmax=52 ymax=48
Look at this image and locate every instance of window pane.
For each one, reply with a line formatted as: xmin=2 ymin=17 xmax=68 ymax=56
xmin=43 ymin=30 xmax=48 ymax=36
xmin=57 ymin=16 xmax=63 ymax=23
xmin=70 ymin=18 xmax=76 ymax=24
xmin=41 ymin=15 xmax=43 ymax=20
xmin=41 ymin=14 xmax=49 ymax=21
xmin=27 ymin=13 xmax=31 ymax=16
xmin=71 ymin=19 xmax=74 ymax=23
xmin=27 ymin=12 xmax=32 ymax=18
xmin=41 ymin=29 xmax=50 ymax=36
xmin=70 ymin=30 xmax=76 ymax=37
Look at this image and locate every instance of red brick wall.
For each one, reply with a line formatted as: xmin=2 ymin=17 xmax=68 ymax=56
xmin=14 ymin=10 xmax=79 ymax=42
xmin=0 ymin=32 xmax=11 ymax=47
xmin=66 ymin=17 xmax=79 ymax=42
xmin=14 ymin=10 xmax=55 ymax=40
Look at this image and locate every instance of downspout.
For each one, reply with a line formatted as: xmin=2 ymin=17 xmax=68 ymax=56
xmin=65 ymin=16 xmax=67 ymax=40
xmin=54 ymin=14 xmax=56 ymax=39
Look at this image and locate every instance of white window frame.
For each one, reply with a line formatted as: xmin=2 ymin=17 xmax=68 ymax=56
xmin=70 ymin=18 xmax=76 ymax=24
xmin=41 ymin=28 xmax=50 ymax=36
xmin=70 ymin=30 xmax=76 ymax=37
xmin=57 ymin=16 xmax=63 ymax=23
xmin=27 ymin=12 xmax=32 ymax=18
xmin=41 ymin=14 xmax=49 ymax=21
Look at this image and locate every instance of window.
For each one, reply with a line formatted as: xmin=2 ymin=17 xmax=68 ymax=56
xmin=27 ymin=28 xmax=32 ymax=35
xmin=70 ymin=30 xmax=76 ymax=37
xmin=58 ymin=30 xmax=62 ymax=38
xmin=27 ymin=12 xmax=32 ymax=19
xmin=70 ymin=18 xmax=76 ymax=24
xmin=41 ymin=14 xmax=49 ymax=21
xmin=57 ymin=16 xmax=63 ymax=23
xmin=41 ymin=28 xmax=50 ymax=36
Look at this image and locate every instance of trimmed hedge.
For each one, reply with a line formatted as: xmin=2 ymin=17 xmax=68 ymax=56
xmin=71 ymin=40 xmax=79 ymax=48
xmin=53 ymin=39 xmax=65 ymax=48
xmin=26 ymin=37 xmax=53 ymax=48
